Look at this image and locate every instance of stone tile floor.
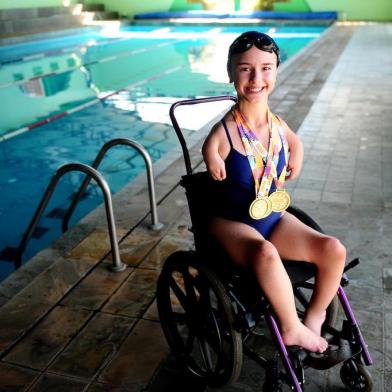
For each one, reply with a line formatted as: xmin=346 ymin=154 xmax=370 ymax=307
xmin=0 ymin=22 xmax=391 ymax=391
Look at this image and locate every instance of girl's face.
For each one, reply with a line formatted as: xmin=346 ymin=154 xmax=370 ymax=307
xmin=230 ymin=46 xmax=278 ymax=104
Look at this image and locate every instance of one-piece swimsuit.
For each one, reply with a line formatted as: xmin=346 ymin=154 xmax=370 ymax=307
xmin=218 ymin=118 xmax=287 ymax=239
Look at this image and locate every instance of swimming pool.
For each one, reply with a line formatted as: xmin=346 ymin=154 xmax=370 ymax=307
xmin=0 ymin=24 xmax=327 ymax=280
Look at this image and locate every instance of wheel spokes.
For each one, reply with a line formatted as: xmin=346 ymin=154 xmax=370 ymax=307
xmin=183 ymin=267 xmax=200 ymax=308
xmin=168 ymin=275 xmax=189 ymax=310
xmin=197 ymin=336 xmax=215 ymax=372
xmin=158 ymin=256 xmax=242 ymax=386
xmin=171 ymin=311 xmax=187 ymax=323
xmin=183 ymin=283 xmax=226 ymax=375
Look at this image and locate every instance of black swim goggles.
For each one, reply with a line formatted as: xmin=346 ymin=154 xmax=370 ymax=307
xmin=228 ymin=31 xmax=280 ymax=66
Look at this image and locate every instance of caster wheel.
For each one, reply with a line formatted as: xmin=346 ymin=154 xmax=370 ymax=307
xmin=262 ymin=360 xmax=283 ymax=392
xmin=262 ymin=382 xmax=283 ymax=392
xmin=340 ymin=360 xmax=373 ymax=391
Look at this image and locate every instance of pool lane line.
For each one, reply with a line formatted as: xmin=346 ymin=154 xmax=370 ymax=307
xmin=0 ymin=64 xmax=185 ymax=143
xmin=0 ymin=35 xmax=133 ymax=66
xmin=0 ymin=27 xmax=176 ymax=66
xmin=0 ymin=27 xmax=223 ymax=89
xmin=0 ymin=38 xmax=188 ymax=91
xmin=0 ymin=26 xmax=220 ymax=67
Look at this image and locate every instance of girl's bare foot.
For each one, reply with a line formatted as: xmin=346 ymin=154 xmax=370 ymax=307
xmin=303 ymin=309 xmax=326 ymax=336
xmin=282 ymin=322 xmax=328 ymax=353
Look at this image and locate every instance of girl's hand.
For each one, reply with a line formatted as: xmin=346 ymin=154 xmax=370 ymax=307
xmin=207 ymin=155 xmax=226 ymax=181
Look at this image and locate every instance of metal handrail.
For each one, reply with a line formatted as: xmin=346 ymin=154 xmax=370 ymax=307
xmin=169 ymin=95 xmax=237 ymax=176
xmin=62 ymin=138 xmax=163 ymax=233
xmin=15 ymin=163 xmax=126 ymax=272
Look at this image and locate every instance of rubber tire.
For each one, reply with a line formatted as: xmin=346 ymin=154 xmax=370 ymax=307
xmin=157 ymin=250 xmax=243 ymax=388
xmin=340 ymin=360 xmax=373 ymax=391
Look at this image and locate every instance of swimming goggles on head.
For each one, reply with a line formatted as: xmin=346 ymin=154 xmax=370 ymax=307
xmin=229 ymin=31 xmax=280 ymax=66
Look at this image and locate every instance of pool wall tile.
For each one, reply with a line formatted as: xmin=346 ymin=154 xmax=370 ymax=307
xmin=0 ymin=255 xmax=100 ymax=355
xmin=0 ymin=362 xmax=40 ymax=390
xmin=48 ymin=312 xmax=136 ymax=379
xmin=142 ymin=299 xmax=159 ymax=322
xmin=29 ymin=373 xmax=87 ymax=391
xmin=86 ymin=383 xmax=115 ymax=392
xmin=3 ymin=305 xmax=92 ymax=371
xmin=102 ymin=268 xmax=159 ymax=318
xmin=0 ymin=299 xmax=54 ymax=356
xmin=117 ymin=228 xmax=162 ymax=267
xmin=139 ymin=237 xmax=193 ymax=270
xmin=98 ymin=319 xmax=168 ymax=388
xmin=61 ymin=262 xmax=134 ymax=310
xmin=66 ymin=228 xmax=128 ymax=262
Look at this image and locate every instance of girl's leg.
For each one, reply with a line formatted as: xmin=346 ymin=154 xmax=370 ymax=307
xmin=209 ymin=217 xmax=328 ymax=353
xmin=269 ymin=212 xmax=346 ymax=336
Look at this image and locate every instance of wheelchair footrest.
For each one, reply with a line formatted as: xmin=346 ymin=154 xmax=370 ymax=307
xmin=303 ymin=327 xmax=362 ymax=370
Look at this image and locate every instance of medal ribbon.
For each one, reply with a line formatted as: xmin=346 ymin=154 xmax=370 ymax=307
xmin=232 ymin=107 xmax=288 ymax=197
xmin=271 ymin=114 xmax=289 ymax=190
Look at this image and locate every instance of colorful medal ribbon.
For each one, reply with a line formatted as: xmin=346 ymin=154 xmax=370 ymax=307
xmin=232 ymin=107 xmax=290 ymax=219
xmin=269 ymin=114 xmax=291 ymax=213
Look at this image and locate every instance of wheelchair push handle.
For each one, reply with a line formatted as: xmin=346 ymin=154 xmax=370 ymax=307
xmin=169 ymin=95 xmax=237 ymax=176
xmin=341 ymin=258 xmax=360 ymax=287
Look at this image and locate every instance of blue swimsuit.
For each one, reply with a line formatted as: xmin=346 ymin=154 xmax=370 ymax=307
xmin=219 ymin=119 xmax=286 ymax=239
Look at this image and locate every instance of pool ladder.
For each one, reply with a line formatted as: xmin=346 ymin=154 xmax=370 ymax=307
xmin=62 ymin=138 xmax=163 ymax=233
xmin=14 ymin=138 xmax=163 ymax=271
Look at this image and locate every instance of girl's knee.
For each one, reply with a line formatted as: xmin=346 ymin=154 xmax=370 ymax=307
xmin=319 ymin=236 xmax=346 ymax=266
xmin=251 ymin=240 xmax=280 ymax=265
xmin=327 ymin=236 xmax=346 ymax=257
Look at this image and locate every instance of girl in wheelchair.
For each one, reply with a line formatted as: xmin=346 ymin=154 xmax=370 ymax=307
xmin=202 ymin=31 xmax=346 ymax=354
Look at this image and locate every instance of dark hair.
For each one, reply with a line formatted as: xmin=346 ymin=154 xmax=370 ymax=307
xmin=227 ymin=31 xmax=280 ymax=80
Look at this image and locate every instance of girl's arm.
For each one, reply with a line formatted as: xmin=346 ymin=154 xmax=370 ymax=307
xmin=280 ymin=118 xmax=304 ymax=180
xmin=202 ymin=123 xmax=227 ymax=181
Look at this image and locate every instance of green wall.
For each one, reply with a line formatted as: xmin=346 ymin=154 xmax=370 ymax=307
xmin=307 ymin=0 xmax=392 ymax=21
xmin=274 ymin=0 xmax=310 ymax=13
xmin=169 ymin=0 xmax=202 ymax=11
xmin=1 ymin=0 xmax=391 ymax=21
xmin=0 ymin=0 xmax=77 ymax=9
xmin=84 ymin=0 xmax=173 ymax=17
xmin=84 ymin=0 xmax=392 ymax=21
xmin=275 ymin=0 xmax=392 ymax=21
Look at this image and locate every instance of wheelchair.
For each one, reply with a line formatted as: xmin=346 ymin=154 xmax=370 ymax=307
xmin=156 ymin=96 xmax=373 ymax=391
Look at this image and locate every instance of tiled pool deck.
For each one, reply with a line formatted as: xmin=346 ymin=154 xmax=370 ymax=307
xmin=0 ymin=22 xmax=391 ymax=391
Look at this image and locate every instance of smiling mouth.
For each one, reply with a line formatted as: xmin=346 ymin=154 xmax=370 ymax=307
xmin=247 ymin=87 xmax=265 ymax=93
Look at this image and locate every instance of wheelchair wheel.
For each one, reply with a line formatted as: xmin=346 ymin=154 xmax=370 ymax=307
xmin=340 ymin=360 xmax=373 ymax=391
xmin=157 ymin=250 xmax=242 ymax=387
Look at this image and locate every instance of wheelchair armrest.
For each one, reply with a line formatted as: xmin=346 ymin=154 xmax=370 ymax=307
xmin=340 ymin=258 xmax=360 ymax=286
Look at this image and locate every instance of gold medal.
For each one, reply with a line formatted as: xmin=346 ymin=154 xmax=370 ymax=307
xmin=269 ymin=189 xmax=291 ymax=213
xmin=249 ymin=196 xmax=272 ymax=220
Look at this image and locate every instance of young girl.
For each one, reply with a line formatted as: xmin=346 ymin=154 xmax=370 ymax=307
xmin=202 ymin=31 xmax=346 ymax=353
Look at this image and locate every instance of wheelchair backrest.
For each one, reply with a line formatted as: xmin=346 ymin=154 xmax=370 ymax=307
xmin=180 ymin=171 xmax=224 ymax=249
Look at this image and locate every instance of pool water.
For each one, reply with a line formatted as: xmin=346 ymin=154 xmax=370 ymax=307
xmin=0 ymin=24 xmax=327 ymax=280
